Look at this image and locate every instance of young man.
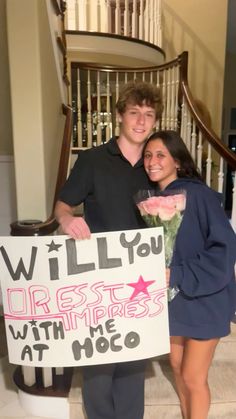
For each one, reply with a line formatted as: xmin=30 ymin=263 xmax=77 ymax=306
xmin=54 ymin=81 xmax=163 ymax=419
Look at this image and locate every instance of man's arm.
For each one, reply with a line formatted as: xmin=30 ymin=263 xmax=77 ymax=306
xmin=54 ymin=200 xmax=91 ymax=240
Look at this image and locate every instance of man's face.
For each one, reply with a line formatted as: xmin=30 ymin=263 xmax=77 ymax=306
xmin=118 ymin=104 xmax=156 ymax=145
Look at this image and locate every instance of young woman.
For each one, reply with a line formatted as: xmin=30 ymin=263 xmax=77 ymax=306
xmin=143 ymin=130 xmax=236 ymax=419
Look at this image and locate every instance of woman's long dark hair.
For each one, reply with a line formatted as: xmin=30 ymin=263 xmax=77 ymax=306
xmin=145 ymin=130 xmax=202 ymax=180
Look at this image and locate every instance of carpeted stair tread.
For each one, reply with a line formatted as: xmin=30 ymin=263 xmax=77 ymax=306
xmin=145 ymin=358 xmax=236 ymax=405
xmin=69 ymin=359 xmax=236 ymax=412
xmin=144 ymin=403 xmax=236 ymax=419
xmin=214 ymin=321 xmax=236 ymax=360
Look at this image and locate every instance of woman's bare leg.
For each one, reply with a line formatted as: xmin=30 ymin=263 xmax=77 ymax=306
xmin=169 ymin=336 xmax=189 ymax=418
xmin=181 ymin=338 xmax=219 ymax=419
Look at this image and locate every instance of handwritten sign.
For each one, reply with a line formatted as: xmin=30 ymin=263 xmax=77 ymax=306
xmin=0 ymin=228 xmax=170 ymax=367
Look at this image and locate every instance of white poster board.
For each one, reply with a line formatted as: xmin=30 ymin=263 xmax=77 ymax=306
xmin=0 ymin=228 xmax=170 ymax=367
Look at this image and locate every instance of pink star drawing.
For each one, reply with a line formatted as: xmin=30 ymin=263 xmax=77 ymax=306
xmin=127 ymin=275 xmax=155 ymax=300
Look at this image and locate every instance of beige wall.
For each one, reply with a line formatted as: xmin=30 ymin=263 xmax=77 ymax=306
xmin=7 ymin=0 xmax=64 ymax=220
xmin=7 ymin=0 xmax=46 ymax=219
xmin=0 ymin=0 xmax=13 ymax=155
xmin=162 ymin=0 xmax=228 ymax=136
xmin=38 ymin=2 xmax=65 ymax=216
xmin=223 ymin=51 xmax=236 ymax=140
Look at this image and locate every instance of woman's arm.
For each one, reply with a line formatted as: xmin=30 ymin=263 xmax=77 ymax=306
xmin=170 ymin=189 xmax=236 ymax=298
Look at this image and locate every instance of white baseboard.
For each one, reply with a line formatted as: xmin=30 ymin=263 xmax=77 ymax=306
xmin=18 ymin=389 xmax=69 ymax=419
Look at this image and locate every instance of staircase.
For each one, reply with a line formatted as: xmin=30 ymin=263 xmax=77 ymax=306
xmin=69 ymin=322 xmax=236 ymax=419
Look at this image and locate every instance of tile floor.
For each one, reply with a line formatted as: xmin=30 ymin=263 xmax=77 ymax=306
xmin=0 ymin=356 xmax=57 ymax=419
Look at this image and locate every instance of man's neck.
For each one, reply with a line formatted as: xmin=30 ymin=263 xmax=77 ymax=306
xmin=117 ymin=137 xmax=144 ymax=166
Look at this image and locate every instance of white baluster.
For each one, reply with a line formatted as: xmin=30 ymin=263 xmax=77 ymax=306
xmin=106 ymin=73 xmax=111 ymax=142
xmin=107 ymin=0 xmax=112 ymax=33
xmin=166 ymin=68 xmax=171 ymax=129
xmin=191 ymin=121 xmax=197 ymax=162
xmin=144 ymin=0 xmax=150 ymax=42
xmin=42 ymin=367 xmax=53 ymax=388
xmin=65 ymin=0 xmax=75 ymax=30
xmin=100 ymin=0 xmax=107 ymax=32
xmin=85 ymin=0 xmax=89 ymax=30
xmin=206 ymin=144 xmax=212 ymax=187
xmin=156 ymin=0 xmax=162 ymax=47
xmin=217 ymin=157 xmax=224 ymax=193
xmin=174 ymin=65 xmax=179 ymax=130
xmin=231 ymin=174 xmax=236 ymax=231
xmin=77 ymin=69 xmax=82 ymax=148
xmin=124 ymin=0 xmax=129 ymax=36
xmin=96 ymin=71 xmax=102 ymax=146
xmin=75 ymin=0 xmax=79 ymax=30
xmin=156 ymin=69 xmax=161 ymax=130
xmin=139 ymin=0 xmax=144 ymax=40
xmin=169 ymin=67 xmax=175 ymax=130
xmin=156 ymin=70 xmax=160 ymax=88
xmin=98 ymin=0 xmax=102 ymax=31
xmin=87 ymin=70 xmax=93 ymax=148
xmin=197 ymin=131 xmax=203 ymax=173
xmin=78 ymin=0 xmax=87 ymax=31
xmin=22 ymin=366 xmax=36 ymax=387
xmin=186 ymin=110 xmax=192 ymax=151
xmin=132 ymin=0 xmax=138 ymax=38
xmin=149 ymin=0 xmax=154 ymax=44
xmin=180 ymin=98 xmax=187 ymax=144
xmin=89 ymin=0 xmax=99 ymax=31
xmin=161 ymin=70 xmax=167 ymax=129
xmin=115 ymin=0 xmax=121 ymax=34
xmin=115 ymin=72 xmax=120 ymax=137
xmin=153 ymin=0 xmax=157 ymax=46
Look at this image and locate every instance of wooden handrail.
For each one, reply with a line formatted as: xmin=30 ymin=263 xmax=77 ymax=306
xmin=178 ymin=51 xmax=236 ymax=170
xmin=52 ymin=104 xmax=73 ymax=209
xmin=51 ymin=0 xmax=62 ymax=16
xmin=51 ymin=0 xmax=66 ymax=17
xmin=10 ymin=103 xmax=73 ymax=236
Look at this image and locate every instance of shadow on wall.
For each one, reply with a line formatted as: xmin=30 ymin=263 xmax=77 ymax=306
xmin=163 ymin=2 xmax=223 ymax=71
xmin=162 ymin=1 xmax=225 ymax=133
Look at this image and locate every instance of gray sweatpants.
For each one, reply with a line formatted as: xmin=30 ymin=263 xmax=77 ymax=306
xmin=82 ymin=360 xmax=147 ymax=419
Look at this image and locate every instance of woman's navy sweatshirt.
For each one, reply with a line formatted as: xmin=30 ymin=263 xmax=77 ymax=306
xmin=166 ymin=178 xmax=236 ymax=339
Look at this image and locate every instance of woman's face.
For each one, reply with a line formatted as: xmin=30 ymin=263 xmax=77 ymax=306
xmin=144 ymin=139 xmax=179 ymax=190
